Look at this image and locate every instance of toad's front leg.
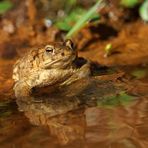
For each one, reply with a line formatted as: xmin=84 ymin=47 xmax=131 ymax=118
xmin=61 ymin=60 xmax=91 ymax=86
xmin=14 ymin=81 xmax=32 ymax=99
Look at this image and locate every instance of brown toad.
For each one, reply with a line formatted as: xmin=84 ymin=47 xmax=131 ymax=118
xmin=13 ymin=40 xmax=91 ymax=98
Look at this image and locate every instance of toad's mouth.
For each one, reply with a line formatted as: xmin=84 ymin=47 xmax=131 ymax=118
xmin=42 ymin=54 xmax=77 ymax=68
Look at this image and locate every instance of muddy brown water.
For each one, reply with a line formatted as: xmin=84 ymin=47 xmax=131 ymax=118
xmin=0 ymin=58 xmax=148 ymax=148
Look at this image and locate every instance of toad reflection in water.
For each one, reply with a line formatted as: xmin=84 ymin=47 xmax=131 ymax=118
xmin=16 ymin=78 xmax=121 ymax=145
xmin=16 ymin=80 xmax=148 ymax=146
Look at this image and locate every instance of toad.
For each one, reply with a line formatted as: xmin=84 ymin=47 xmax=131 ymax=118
xmin=12 ymin=40 xmax=91 ymax=98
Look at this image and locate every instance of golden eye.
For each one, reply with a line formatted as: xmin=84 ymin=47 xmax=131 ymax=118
xmin=45 ymin=45 xmax=54 ymax=53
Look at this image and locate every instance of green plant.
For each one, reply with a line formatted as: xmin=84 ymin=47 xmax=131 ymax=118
xmin=65 ymin=0 xmax=106 ymax=38
xmin=139 ymin=0 xmax=148 ymax=22
xmin=0 ymin=0 xmax=13 ymax=14
xmin=120 ymin=0 xmax=148 ymax=22
xmin=104 ymin=43 xmax=113 ymax=57
xmin=56 ymin=8 xmax=87 ymax=31
xmin=120 ymin=0 xmax=139 ymax=8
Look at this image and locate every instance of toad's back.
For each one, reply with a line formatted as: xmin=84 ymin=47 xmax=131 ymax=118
xmin=13 ymin=48 xmax=43 ymax=82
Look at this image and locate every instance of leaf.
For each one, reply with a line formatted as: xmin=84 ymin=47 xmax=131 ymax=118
xmin=120 ymin=0 xmax=139 ymax=8
xmin=56 ymin=7 xmax=100 ymax=32
xmin=0 ymin=0 xmax=13 ymax=14
xmin=55 ymin=8 xmax=87 ymax=31
xmin=139 ymin=0 xmax=148 ymax=22
xmin=56 ymin=21 xmax=72 ymax=31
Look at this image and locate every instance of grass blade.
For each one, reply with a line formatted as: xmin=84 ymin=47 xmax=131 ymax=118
xmin=65 ymin=0 xmax=106 ymax=39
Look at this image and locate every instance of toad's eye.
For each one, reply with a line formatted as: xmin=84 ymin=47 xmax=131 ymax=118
xmin=45 ymin=46 xmax=54 ymax=53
